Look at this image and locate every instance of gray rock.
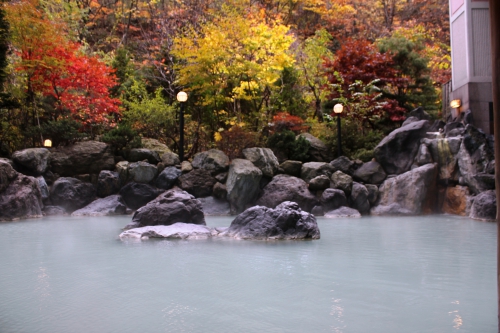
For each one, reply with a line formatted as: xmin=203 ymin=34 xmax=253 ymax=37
xmin=215 ymin=172 xmax=228 ymax=183
xmin=298 ymin=133 xmax=331 ymax=162
xmin=470 ymin=190 xmax=496 ymax=221
xmin=414 ymin=143 xmax=433 ymax=166
xmin=330 ymin=156 xmax=357 ymax=175
xmin=301 ymin=162 xmax=334 ymax=183
xmin=371 ymin=164 xmax=438 ymax=215
xmin=256 ymin=174 xmax=317 ymax=212
xmin=181 ymin=161 xmax=193 ymax=173
xmin=0 ymin=171 xmax=43 ymax=221
xmin=141 ymin=138 xmax=172 ymax=156
xmin=353 ymin=160 xmax=386 ymax=184
xmin=320 ymin=188 xmax=347 ymax=211
xmin=226 ymin=159 xmax=262 ymax=214
xmin=192 ymin=149 xmax=230 ymax=174
xmin=212 ymin=182 xmax=227 ymax=200
xmin=350 ymin=182 xmax=370 ymax=215
xmin=49 ymin=141 xmax=115 ymax=177
xmin=119 ymin=182 xmax=162 ymax=210
xmin=308 ymin=175 xmax=330 ymax=191
xmin=473 ymin=173 xmax=495 ymax=192
xmin=220 ymin=201 xmax=320 ymax=240
xmin=279 ymin=160 xmax=302 ymax=177
xmin=401 ymin=116 xmax=420 ymax=127
xmin=311 ymin=205 xmax=324 ymax=216
xmin=155 ymin=167 xmax=182 ymax=190
xmin=0 ymin=160 xmax=18 ymax=194
xmin=127 ymin=161 xmax=157 ymax=183
xmin=365 ymin=184 xmax=379 ymax=205
xmin=177 ymin=169 xmax=217 ymax=198
xmin=422 ymin=137 xmax=462 ymax=182
xmin=127 ymin=148 xmax=161 ymax=164
xmin=43 ymin=206 xmax=67 ymax=216
xmin=324 ymin=206 xmax=361 ymax=218
xmin=12 ymin=148 xmax=50 ymax=175
xmin=71 ymin=195 xmax=127 ymax=216
xmin=50 ymin=177 xmax=96 ymax=213
xmin=160 ymin=152 xmax=180 ymax=167
xmin=115 ymin=161 xmax=129 ymax=185
xmin=374 ymin=120 xmax=430 ymax=174
xmin=96 ymin=170 xmax=121 ymax=198
xmin=36 ymin=176 xmax=50 ymax=203
xmin=198 ymin=196 xmax=231 ymax=216
xmin=126 ymin=189 xmax=205 ymax=229
xmin=409 ymin=107 xmax=431 ymax=120
xmin=120 ymin=223 xmax=213 ymax=240
xmin=242 ymin=147 xmax=279 ymax=177
xmin=330 ymin=171 xmax=353 ymax=194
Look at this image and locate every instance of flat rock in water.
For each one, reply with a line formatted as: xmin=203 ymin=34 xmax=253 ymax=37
xmin=119 ymin=223 xmax=213 ymax=240
xmin=324 ymin=206 xmax=361 ymax=218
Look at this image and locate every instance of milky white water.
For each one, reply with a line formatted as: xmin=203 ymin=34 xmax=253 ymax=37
xmin=0 ymin=215 xmax=496 ymax=333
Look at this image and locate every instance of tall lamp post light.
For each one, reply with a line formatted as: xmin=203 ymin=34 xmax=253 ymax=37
xmin=176 ymin=91 xmax=188 ymax=162
xmin=333 ymin=103 xmax=343 ymax=157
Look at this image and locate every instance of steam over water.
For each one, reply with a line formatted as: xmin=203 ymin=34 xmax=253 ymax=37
xmin=0 ymin=215 xmax=496 ymax=332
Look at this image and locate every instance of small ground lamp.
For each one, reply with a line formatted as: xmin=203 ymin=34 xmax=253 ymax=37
xmin=450 ymin=99 xmax=461 ymax=119
xmin=43 ymin=139 xmax=52 ymax=148
xmin=176 ymin=91 xmax=188 ymax=162
xmin=333 ymin=103 xmax=343 ymax=157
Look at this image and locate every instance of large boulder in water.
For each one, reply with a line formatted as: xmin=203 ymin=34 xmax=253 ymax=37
xmin=371 ymin=163 xmax=438 ymax=216
xmin=50 ymin=177 xmax=96 ymax=213
xmin=373 ymin=120 xmax=430 ymax=175
xmin=49 ymin=141 xmax=115 ymax=177
xmin=126 ymin=189 xmax=205 ymax=229
xmin=220 ymin=201 xmax=320 ymax=240
xmin=71 ymin=195 xmax=127 ymax=217
xmin=256 ymin=174 xmax=317 ymax=212
xmin=226 ymin=159 xmax=262 ymax=214
xmin=0 ymin=162 xmax=43 ymax=221
xmin=11 ymin=148 xmax=50 ymax=176
xmin=470 ymin=190 xmax=496 ymax=221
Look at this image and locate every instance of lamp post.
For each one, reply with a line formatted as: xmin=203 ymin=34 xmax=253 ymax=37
xmin=333 ymin=103 xmax=343 ymax=157
xmin=176 ymin=91 xmax=188 ymax=162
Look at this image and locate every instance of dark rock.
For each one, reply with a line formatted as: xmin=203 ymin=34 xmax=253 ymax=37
xmin=215 ymin=172 xmax=228 ymax=183
xmin=43 ymin=206 xmax=67 ymax=216
xmin=127 ymin=148 xmax=161 ymax=164
xmin=428 ymin=120 xmax=446 ymax=133
xmin=320 ymin=188 xmax=347 ymax=211
xmin=374 ymin=120 xmax=430 ymax=175
xmin=470 ymin=190 xmax=496 ymax=221
xmin=308 ymin=175 xmax=330 ymax=191
xmin=120 ymin=223 xmax=214 ymax=240
xmin=198 ymin=196 xmax=231 ymax=216
xmin=353 ymin=160 xmax=386 ymax=184
xmin=49 ymin=141 xmax=115 ymax=177
xmin=324 ymin=206 xmax=361 ymax=218
xmin=96 ymin=170 xmax=121 ymax=198
xmin=311 ymin=205 xmax=324 ymax=216
xmin=242 ymin=147 xmax=279 ymax=177
xmin=330 ymin=170 xmax=353 ymax=194
xmin=37 ymin=176 xmax=50 ymax=204
xmin=220 ymin=201 xmax=320 ymax=240
xmin=71 ymin=195 xmax=127 ymax=216
xmin=126 ymin=189 xmax=205 ymax=229
xmin=50 ymin=177 xmax=96 ymax=213
xmin=301 ymin=162 xmax=334 ymax=183
xmin=444 ymin=122 xmax=464 ymax=137
xmin=12 ymin=148 xmax=50 ymax=176
xmin=330 ymin=156 xmax=357 ymax=175
xmin=177 ymin=169 xmax=217 ymax=198
xmin=422 ymin=137 xmax=462 ymax=182
xmin=42 ymin=170 xmax=57 ymax=185
xmin=119 ymin=182 xmax=162 ymax=210
xmin=462 ymin=109 xmax=473 ymax=125
xmin=256 ymin=174 xmax=317 ymax=212
xmin=226 ymin=159 xmax=262 ymax=214
xmin=365 ymin=184 xmax=379 ymax=205
xmin=350 ymin=182 xmax=370 ymax=215
xmin=409 ymin=107 xmax=431 ymax=120
xmin=155 ymin=167 xmax=182 ymax=190
xmin=371 ymin=164 xmax=438 ymax=215
xmin=279 ymin=160 xmax=302 ymax=177
xmin=298 ymin=133 xmax=331 ymax=162
xmin=127 ymin=161 xmax=157 ymax=183
xmin=401 ymin=116 xmax=420 ymax=127
xmin=0 ymin=171 xmax=43 ymax=221
xmin=414 ymin=143 xmax=433 ymax=167
xmin=192 ymin=149 xmax=230 ymax=174
xmin=212 ymin=182 xmax=227 ymax=200
xmin=473 ymin=173 xmax=495 ymax=192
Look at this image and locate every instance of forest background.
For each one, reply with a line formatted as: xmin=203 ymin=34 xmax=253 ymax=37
xmin=0 ymin=0 xmax=451 ymax=162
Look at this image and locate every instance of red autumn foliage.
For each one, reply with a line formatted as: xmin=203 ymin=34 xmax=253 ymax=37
xmin=271 ymin=112 xmax=309 ymax=133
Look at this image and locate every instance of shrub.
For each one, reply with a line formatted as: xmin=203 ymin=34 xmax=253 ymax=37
xmin=267 ymin=130 xmax=310 ymax=161
xmin=39 ymin=119 xmax=83 ymax=147
xmin=101 ymin=124 xmax=142 ymax=152
xmin=215 ymin=126 xmax=260 ymax=160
